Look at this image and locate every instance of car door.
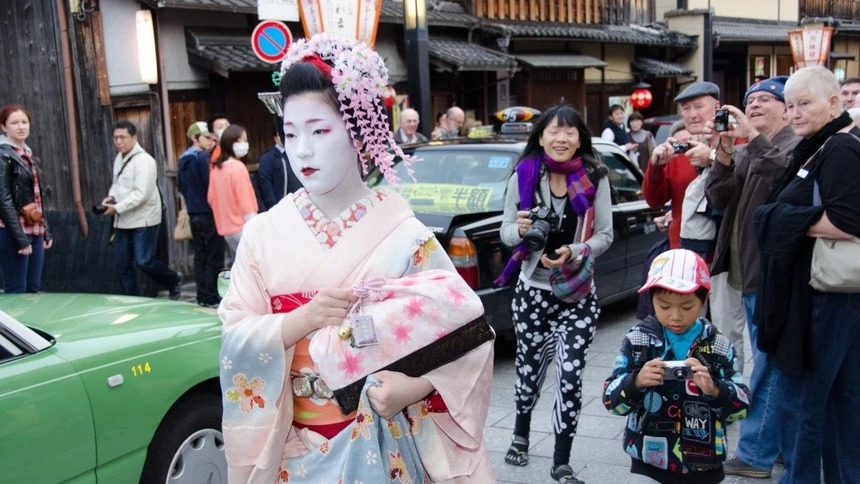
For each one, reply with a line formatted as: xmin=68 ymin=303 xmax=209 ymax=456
xmin=0 ymin=322 xmax=96 ymax=484
xmin=598 ymin=148 xmax=665 ymax=295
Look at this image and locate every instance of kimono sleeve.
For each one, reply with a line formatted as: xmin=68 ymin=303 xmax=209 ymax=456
xmin=603 ymin=330 xmax=648 ymax=416
xmin=218 ymin=227 xmax=294 ymax=472
xmin=402 ymin=228 xmax=495 ymax=479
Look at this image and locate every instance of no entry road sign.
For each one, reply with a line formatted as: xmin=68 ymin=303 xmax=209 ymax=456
xmin=252 ymin=20 xmax=293 ymax=64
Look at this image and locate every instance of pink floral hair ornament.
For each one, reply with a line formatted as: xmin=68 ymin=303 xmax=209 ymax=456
xmin=280 ymin=34 xmax=415 ymax=184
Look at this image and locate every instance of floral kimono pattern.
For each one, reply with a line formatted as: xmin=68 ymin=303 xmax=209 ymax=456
xmin=273 ymin=376 xmax=430 ymax=484
xmin=219 ymin=188 xmax=495 ymax=484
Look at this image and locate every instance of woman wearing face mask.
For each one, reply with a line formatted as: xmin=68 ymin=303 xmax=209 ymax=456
xmin=0 ymin=104 xmax=53 ymax=293
xmin=217 ymin=35 xmax=494 ymax=484
xmin=498 ymin=104 xmax=613 ymax=484
xmin=207 ymin=124 xmax=257 ymax=257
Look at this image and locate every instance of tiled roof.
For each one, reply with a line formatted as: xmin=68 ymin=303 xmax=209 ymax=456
xmin=428 ymin=39 xmax=518 ymax=71
xmin=632 ymin=57 xmax=693 ymax=78
xmin=713 ymin=20 xmax=797 ymax=43
xmin=515 ymin=54 xmax=607 ymax=69
xmin=835 ymin=22 xmax=860 ymax=35
xmin=379 ymin=0 xmax=476 ymax=27
xmin=145 ymin=0 xmax=256 ymax=13
xmin=185 ymin=29 xmax=273 ymax=77
xmin=480 ymin=21 xmax=697 ymax=47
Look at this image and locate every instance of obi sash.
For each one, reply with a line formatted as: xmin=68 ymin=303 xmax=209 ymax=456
xmin=271 ymin=292 xmax=449 ymax=440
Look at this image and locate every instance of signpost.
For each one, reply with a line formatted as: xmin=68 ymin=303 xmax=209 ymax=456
xmin=251 ymin=20 xmax=293 ymax=64
xmin=788 ymin=26 xmax=834 ymax=70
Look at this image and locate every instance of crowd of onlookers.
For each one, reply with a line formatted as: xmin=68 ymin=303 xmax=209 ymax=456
xmin=603 ymin=70 xmax=860 ymax=482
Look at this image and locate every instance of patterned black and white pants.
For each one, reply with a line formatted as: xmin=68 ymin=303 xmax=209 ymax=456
xmin=511 ymin=278 xmax=600 ymax=438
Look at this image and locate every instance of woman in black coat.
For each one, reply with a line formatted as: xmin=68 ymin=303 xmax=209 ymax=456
xmin=0 ymin=105 xmax=52 ymax=293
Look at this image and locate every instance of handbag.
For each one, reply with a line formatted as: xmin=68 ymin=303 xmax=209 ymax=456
xmin=810 ymin=180 xmax=860 ymax=292
xmin=20 ymin=201 xmax=43 ymax=224
xmin=173 ymin=194 xmax=192 ymax=241
xmin=549 ymin=207 xmax=595 ymax=303
xmin=308 ymin=269 xmax=494 ymax=414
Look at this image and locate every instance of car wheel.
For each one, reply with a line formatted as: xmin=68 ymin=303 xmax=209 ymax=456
xmin=140 ymin=392 xmax=226 ymax=484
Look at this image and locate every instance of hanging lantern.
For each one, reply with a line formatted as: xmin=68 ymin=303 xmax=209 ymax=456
xmin=630 ymin=82 xmax=653 ymax=110
xmin=383 ymin=85 xmax=397 ymax=111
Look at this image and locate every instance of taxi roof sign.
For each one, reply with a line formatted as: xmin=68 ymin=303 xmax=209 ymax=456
xmin=496 ymin=106 xmax=540 ymax=123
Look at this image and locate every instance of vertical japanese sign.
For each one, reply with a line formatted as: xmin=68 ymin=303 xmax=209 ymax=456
xmin=297 ymin=0 xmax=382 ymax=47
xmin=788 ymin=26 xmax=834 ymax=69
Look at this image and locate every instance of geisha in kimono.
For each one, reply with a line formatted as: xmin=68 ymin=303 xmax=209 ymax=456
xmin=218 ymin=34 xmax=495 ymax=484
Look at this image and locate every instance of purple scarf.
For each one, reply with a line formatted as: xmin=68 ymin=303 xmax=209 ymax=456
xmin=494 ymin=154 xmax=596 ymax=286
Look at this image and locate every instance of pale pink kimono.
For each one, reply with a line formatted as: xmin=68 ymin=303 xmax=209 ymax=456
xmin=219 ymin=188 xmax=495 ymax=483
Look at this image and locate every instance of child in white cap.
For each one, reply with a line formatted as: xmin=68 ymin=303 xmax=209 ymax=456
xmin=603 ymin=249 xmax=750 ymax=483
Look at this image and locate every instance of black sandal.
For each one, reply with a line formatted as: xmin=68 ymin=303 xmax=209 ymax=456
xmin=504 ymin=435 xmax=529 ymax=466
xmin=551 ymin=464 xmax=584 ymax=484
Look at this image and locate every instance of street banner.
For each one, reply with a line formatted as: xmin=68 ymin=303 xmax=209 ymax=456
xmin=251 ymin=21 xmax=293 ymax=64
xmin=788 ymin=26 xmax=834 ymax=69
xmin=259 ymin=0 xmax=299 ymax=21
xmin=298 ymin=0 xmax=382 ymax=47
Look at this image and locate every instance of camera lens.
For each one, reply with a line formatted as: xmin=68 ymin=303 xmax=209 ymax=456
xmin=673 ymin=368 xmax=686 ymax=379
xmin=523 ymin=219 xmax=551 ymax=252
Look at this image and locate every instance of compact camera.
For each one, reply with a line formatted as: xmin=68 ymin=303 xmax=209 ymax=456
xmin=672 ymin=142 xmax=691 ymax=154
xmin=92 ymin=196 xmax=115 ymax=215
xmin=523 ymin=206 xmax=560 ymax=252
xmin=714 ymin=109 xmax=730 ymax=132
xmin=663 ymin=361 xmax=693 ymax=380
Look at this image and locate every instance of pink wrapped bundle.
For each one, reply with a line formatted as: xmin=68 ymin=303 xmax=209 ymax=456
xmin=308 ymin=269 xmax=493 ymax=413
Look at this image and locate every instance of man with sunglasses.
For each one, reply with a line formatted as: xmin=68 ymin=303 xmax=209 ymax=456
xmin=704 ymin=76 xmax=800 ymax=479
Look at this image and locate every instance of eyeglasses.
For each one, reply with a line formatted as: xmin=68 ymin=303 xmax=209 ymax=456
xmin=113 ymin=135 xmax=132 ymax=141
xmin=746 ymin=94 xmax=777 ymax=106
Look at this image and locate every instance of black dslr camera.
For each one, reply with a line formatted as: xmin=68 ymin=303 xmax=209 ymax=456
xmin=523 ymin=207 xmax=560 ymax=252
xmin=672 ymin=142 xmax=691 ymax=154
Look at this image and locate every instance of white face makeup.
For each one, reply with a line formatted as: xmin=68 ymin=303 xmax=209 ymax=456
xmin=282 ymin=92 xmax=360 ymax=196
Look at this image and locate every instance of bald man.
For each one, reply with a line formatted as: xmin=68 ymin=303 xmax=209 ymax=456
xmin=436 ymin=106 xmax=465 ymax=140
xmin=394 ymin=108 xmax=428 ymax=144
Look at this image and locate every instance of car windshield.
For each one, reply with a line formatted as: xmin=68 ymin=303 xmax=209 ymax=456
xmin=373 ymin=149 xmax=516 ymax=214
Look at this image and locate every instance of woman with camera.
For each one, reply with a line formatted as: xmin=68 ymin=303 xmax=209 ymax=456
xmin=498 ymin=104 xmax=613 ymax=484
xmin=0 ymin=105 xmax=52 ymax=293
xmin=207 ymin=124 xmax=257 ymax=258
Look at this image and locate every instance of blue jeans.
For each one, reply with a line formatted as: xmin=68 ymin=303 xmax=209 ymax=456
xmin=734 ymin=293 xmax=793 ymax=471
xmin=783 ymin=292 xmax=860 ymax=484
xmin=114 ymin=225 xmax=179 ymax=296
xmin=0 ymin=227 xmax=44 ymax=293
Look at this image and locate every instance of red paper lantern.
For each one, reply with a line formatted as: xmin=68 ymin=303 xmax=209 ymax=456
xmin=631 ymin=87 xmax=653 ymax=110
xmin=383 ymin=85 xmax=396 ymax=110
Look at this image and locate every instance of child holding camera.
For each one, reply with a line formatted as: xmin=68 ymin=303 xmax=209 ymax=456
xmin=603 ymin=249 xmax=750 ymax=484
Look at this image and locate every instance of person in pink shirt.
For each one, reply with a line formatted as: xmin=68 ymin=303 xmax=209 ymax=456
xmin=207 ymin=124 xmax=257 ymax=257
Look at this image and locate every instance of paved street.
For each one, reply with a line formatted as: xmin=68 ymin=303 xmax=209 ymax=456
xmin=170 ymin=283 xmax=784 ymax=483
xmin=484 ymin=297 xmax=785 ymax=484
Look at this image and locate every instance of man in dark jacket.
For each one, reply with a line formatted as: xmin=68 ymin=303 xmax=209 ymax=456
xmin=178 ymin=121 xmax=223 ymax=307
xmin=256 ymin=128 xmax=301 ymax=212
xmin=705 ymin=77 xmax=799 ymax=479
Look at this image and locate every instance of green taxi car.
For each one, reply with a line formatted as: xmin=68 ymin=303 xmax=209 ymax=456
xmin=0 ymin=293 xmax=226 ymax=484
